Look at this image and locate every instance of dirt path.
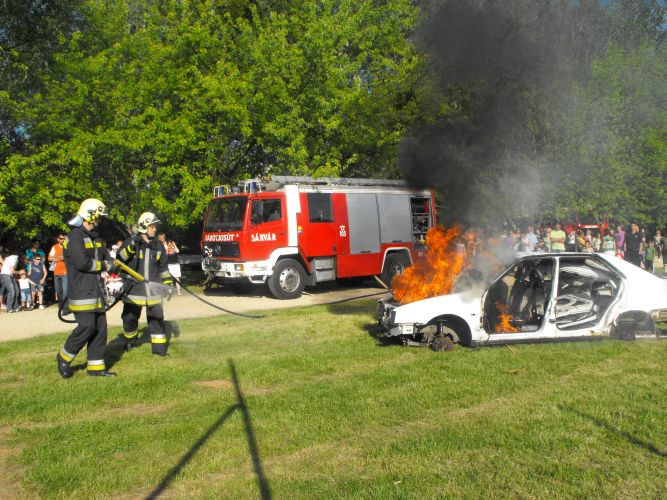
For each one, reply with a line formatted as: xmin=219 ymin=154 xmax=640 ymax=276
xmin=0 ymin=284 xmax=390 ymax=343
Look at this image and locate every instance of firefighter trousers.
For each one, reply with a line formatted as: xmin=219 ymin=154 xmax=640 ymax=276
xmin=59 ymin=312 xmax=108 ymax=373
xmin=121 ymin=303 xmax=168 ymax=355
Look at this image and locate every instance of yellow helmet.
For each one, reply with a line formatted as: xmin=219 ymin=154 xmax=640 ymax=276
xmin=137 ymin=212 xmax=160 ymax=233
xmin=68 ymin=198 xmax=108 ymax=227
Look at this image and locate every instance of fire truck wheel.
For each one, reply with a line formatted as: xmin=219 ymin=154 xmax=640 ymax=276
xmin=381 ymin=253 xmax=410 ymax=287
xmin=268 ymin=259 xmax=306 ymax=299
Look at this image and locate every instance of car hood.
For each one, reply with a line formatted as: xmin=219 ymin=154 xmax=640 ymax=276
xmin=393 ymin=290 xmax=482 ymax=325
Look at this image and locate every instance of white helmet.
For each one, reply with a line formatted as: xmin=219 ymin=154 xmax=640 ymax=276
xmin=68 ymin=198 xmax=108 ymax=227
xmin=137 ymin=212 xmax=160 ymax=233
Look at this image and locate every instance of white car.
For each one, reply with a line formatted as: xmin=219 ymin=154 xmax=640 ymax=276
xmin=377 ymin=253 xmax=667 ymax=349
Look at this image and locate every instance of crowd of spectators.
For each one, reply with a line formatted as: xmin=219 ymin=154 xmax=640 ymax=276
xmin=0 ymin=223 xmax=664 ymax=313
xmin=491 ymin=223 xmax=667 ymax=271
xmin=1 ymin=232 xmax=184 ymax=313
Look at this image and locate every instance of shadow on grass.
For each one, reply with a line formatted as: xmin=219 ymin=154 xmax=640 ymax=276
xmin=363 ymin=322 xmax=403 ymax=348
xmin=106 ymin=321 xmax=180 ymax=370
xmin=558 ymin=405 xmax=666 ymax=458
xmin=146 ymin=359 xmax=272 ymax=499
xmin=229 ymin=359 xmax=272 ymax=500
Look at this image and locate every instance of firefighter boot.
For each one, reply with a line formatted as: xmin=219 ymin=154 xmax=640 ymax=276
xmin=151 ymin=334 xmax=168 ymax=356
xmin=122 ymin=330 xmax=139 ymax=352
xmin=56 ymin=353 xmax=73 ymax=379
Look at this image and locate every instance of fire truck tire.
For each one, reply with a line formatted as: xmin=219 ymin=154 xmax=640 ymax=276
xmin=381 ymin=253 xmax=410 ymax=287
xmin=268 ymin=259 xmax=306 ymax=300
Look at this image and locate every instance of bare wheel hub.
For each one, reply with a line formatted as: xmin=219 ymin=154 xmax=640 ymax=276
xmin=278 ymin=267 xmax=301 ymax=292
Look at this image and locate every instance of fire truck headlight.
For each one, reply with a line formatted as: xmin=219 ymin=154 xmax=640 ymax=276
xmin=234 ymin=264 xmax=244 ymax=272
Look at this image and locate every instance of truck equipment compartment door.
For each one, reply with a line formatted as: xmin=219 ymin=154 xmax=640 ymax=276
xmin=346 ymin=193 xmax=380 ymax=255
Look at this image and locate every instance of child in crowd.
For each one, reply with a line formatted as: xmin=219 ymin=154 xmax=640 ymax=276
xmin=18 ymin=270 xmax=33 ymax=310
xmin=583 ymin=240 xmax=594 ymax=253
xmin=28 ymin=255 xmax=47 ymax=309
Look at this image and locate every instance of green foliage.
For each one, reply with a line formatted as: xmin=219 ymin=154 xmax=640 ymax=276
xmin=0 ymin=0 xmax=664 ymax=240
xmin=0 ymin=0 xmax=420 ymax=238
xmin=555 ymin=42 xmax=666 ymax=227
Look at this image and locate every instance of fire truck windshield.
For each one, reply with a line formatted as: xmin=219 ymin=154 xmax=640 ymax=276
xmin=205 ymin=196 xmax=248 ymax=231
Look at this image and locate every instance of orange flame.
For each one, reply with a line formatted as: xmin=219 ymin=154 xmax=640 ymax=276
xmin=494 ymin=302 xmax=519 ymax=333
xmin=393 ymin=226 xmax=468 ymax=304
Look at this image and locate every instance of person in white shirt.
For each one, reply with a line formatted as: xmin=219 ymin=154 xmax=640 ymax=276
xmin=0 ymin=251 xmax=20 ymax=313
xmin=525 ymin=225 xmax=538 ymax=252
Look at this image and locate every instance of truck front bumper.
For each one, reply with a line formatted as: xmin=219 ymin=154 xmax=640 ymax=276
xmin=202 ymin=258 xmax=271 ymax=283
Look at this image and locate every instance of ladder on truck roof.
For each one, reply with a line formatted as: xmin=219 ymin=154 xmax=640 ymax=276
xmin=213 ymin=176 xmax=408 ymax=195
xmin=267 ymin=176 xmax=407 ymax=188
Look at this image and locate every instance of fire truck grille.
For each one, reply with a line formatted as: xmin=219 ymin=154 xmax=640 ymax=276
xmin=210 ymin=242 xmax=240 ymax=258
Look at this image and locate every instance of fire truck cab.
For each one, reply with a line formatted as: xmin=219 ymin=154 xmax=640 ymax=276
xmin=201 ymin=176 xmax=436 ymax=299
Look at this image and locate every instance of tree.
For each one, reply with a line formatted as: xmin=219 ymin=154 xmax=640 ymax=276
xmin=0 ymin=0 xmax=421 ymax=240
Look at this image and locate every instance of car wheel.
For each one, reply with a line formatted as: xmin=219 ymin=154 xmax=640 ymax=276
xmin=268 ymin=259 xmax=306 ymax=300
xmin=431 ymin=334 xmax=455 ymax=352
xmin=381 ymin=253 xmax=410 ymax=288
xmin=425 ymin=318 xmax=472 ymax=349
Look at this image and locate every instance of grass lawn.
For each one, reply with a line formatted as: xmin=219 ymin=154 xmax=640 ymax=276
xmin=0 ymin=300 xmax=665 ymax=498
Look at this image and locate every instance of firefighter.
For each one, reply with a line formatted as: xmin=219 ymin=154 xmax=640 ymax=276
xmin=117 ymin=212 xmax=173 ymax=356
xmin=56 ymin=198 xmax=116 ymax=378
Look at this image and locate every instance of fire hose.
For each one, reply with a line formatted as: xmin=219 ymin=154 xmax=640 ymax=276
xmin=58 ymin=259 xmax=265 ymax=323
xmin=58 ymin=256 xmax=391 ymax=323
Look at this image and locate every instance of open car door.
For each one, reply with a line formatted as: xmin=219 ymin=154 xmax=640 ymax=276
xmin=482 ymin=258 xmax=556 ymax=344
xmin=553 ymin=256 xmax=622 ymax=338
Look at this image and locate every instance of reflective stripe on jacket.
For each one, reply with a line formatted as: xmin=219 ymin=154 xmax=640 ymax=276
xmin=117 ymin=237 xmax=172 ymax=306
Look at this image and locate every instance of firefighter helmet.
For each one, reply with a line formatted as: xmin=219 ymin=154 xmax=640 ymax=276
xmin=137 ymin=212 xmax=160 ymax=233
xmin=68 ymin=198 xmax=108 ymax=227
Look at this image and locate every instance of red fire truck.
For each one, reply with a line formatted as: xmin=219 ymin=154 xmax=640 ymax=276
xmin=201 ymin=176 xmax=436 ymax=299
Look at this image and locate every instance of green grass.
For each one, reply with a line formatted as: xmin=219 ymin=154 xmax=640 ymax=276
xmin=0 ymin=300 xmax=665 ymax=498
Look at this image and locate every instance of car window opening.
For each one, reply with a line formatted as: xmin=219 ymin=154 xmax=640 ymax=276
xmin=483 ymin=258 xmax=554 ymax=333
xmin=555 ymin=258 xmax=621 ymax=330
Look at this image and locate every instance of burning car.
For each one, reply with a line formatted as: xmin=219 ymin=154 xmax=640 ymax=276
xmin=377 ymin=253 xmax=666 ymax=349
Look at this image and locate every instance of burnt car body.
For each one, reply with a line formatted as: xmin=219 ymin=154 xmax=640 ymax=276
xmin=377 ymin=253 xmax=666 ymax=348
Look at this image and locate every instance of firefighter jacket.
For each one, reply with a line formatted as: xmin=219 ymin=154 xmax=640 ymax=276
xmin=63 ymin=226 xmax=112 ymax=313
xmin=117 ymin=236 xmax=173 ymax=306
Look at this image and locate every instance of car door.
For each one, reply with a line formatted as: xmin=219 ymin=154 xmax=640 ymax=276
xmin=482 ymin=258 xmax=557 ymax=345
xmin=553 ymin=256 xmax=622 ymax=339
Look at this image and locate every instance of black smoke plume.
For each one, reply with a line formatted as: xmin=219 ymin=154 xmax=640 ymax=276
xmin=400 ymin=0 xmax=652 ymax=227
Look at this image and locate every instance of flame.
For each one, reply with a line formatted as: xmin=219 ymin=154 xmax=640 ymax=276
xmin=392 ymin=226 xmax=468 ymax=304
xmin=494 ymin=302 xmax=519 ymax=333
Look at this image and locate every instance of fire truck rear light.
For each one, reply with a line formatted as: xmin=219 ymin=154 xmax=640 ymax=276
xmin=234 ymin=264 xmax=244 ymax=271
